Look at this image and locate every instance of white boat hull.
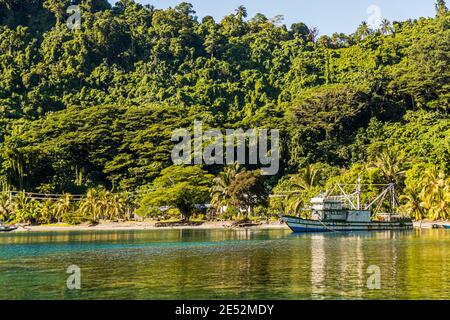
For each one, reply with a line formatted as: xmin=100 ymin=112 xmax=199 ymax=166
xmin=0 ymin=225 xmax=17 ymax=232
xmin=282 ymin=216 xmax=413 ymax=233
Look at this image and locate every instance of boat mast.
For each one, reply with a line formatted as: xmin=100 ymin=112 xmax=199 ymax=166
xmin=390 ymin=183 xmax=397 ymax=212
xmin=356 ymin=176 xmax=362 ymax=210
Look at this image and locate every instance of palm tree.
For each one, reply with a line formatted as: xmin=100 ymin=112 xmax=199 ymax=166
xmin=0 ymin=192 xmax=13 ymax=222
xmin=284 ymin=164 xmax=320 ymax=216
xmin=9 ymin=192 xmax=41 ymax=224
xmin=210 ymin=163 xmax=244 ymax=216
xmin=435 ymin=0 xmax=449 ymax=17
xmin=420 ymin=167 xmax=449 ymax=220
xmin=39 ymin=199 xmax=56 ymax=224
xmin=400 ymin=187 xmax=425 ymax=221
xmin=374 ymin=149 xmax=406 ymax=185
xmin=79 ymin=189 xmax=101 ymax=222
xmin=380 ymin=19 xmax=392 ymax=35
xmin=99 ymin=189 xmax=118 ymax=220
xmin=54 ymin=193 xmax=72 ymax=223
xmin=428 ymin=189 xmax=449 ymax=220
xmin=421 ymin=166 xmax=443 ymax=197
xmin=97 ymin=190 xmax=109 ymax=220
xmin=308 ymin=27 xmax=319 ymax=43
xmin=107 ymin=194 xmax=125 ymax=221
xmin=99 ymin=190 xmax=122 ymax=220
xmin=79 ymin=189 xmax=127 ymax=222
xmin=290 ymin=164 xmax=319 ymax=191
xmin=235 ymin=5 xmax=248 ymax=20
xmin=121 ymin=192 xmax=136 ymax=220
xmin=12 ymin=192 xmax=31 ymax=223
xmin=420 ymin=166 xmax=442 ymax=208
xmin=356 ymin=21 xmax=371 ymax=39
xmin=5 ymin=151 xmax=26 ymax=190
xmin=285 ymin=193 xmax=305 ymax=216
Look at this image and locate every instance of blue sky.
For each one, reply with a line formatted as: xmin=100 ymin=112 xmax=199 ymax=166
xmin=110 ymin=0 xmax=437 ymax=35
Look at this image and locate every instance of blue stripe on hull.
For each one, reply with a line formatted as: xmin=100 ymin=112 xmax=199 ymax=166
xmin=289 ymin=225 xmax=374 ymax=233
xmin=290 ymin=226 xmax=334 ymax=233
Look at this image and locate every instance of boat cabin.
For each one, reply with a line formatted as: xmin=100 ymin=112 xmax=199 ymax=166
xmin=377 ymin=213 xmax=405 ymax=222
xmin=311 ymin=196 xmax=346 ymax=221
xmin=311 ymin=196 xmax=371 ymax=222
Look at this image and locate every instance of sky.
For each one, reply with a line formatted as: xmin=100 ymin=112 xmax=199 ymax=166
xmin=109 ymin=0 xmax=437 ymax=35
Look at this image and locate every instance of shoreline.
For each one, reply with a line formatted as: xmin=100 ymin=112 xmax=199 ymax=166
xmin=10 ymin=220 xmax=291 ymax=232
xmin=6 ymin=220 xmax=448 ymax=233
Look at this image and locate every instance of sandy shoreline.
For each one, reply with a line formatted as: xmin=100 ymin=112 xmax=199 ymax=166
xmin=7 ymin=220 xmax=448 ymax=233
xmin=11 ymin=220 xmax=290 ymax=232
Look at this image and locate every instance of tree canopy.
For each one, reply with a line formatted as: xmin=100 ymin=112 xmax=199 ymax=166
xmin=0 ymin=1 xmax=449 ymax=221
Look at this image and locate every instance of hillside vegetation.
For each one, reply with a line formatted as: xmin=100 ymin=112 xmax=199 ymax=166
xmin=0 ymin=0 xmax=449 ymax=223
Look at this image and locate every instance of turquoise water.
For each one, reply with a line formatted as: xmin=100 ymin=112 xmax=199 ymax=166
xmin=0 ymin=228 xmax=449 ymax=300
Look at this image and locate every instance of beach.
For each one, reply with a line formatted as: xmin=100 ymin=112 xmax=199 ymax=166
xmin=11 ymin=220 xmax=290 ymax=232
xmin=7 ymin=219 xmax=448 ymax=232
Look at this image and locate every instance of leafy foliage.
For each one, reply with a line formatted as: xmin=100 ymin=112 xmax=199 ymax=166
xmin=0 ymin=1 xmax=449 ymax=222
xmin=137 ymin=165 xmax=213 ymax=221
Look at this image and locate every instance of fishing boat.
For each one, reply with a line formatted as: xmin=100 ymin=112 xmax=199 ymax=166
xmin=282 ymin=178 xmax=413 ymax=233
xmin=0 ymin=223 xmax=17 ymax=232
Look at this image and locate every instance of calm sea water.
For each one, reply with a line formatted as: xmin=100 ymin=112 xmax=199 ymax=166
xmin=0 ymin=228 xmax=449 ymax=300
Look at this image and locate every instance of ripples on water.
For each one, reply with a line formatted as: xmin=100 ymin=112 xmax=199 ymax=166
xmin=0 ymin=228 xmax=449 ymax=300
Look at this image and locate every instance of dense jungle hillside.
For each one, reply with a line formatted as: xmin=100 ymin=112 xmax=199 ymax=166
xmin=0 ymin=0 xmax=449 ymax=222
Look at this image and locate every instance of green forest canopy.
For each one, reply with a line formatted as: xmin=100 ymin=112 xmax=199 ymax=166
xmin=0 ymin=0 xmax=449 ymax=220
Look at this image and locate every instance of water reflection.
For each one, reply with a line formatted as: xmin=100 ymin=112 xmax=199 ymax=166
xmin=0 ymin=229 xmax=449 ymax=299
xmin=310 ymin=235 xmax=326 ymax=298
